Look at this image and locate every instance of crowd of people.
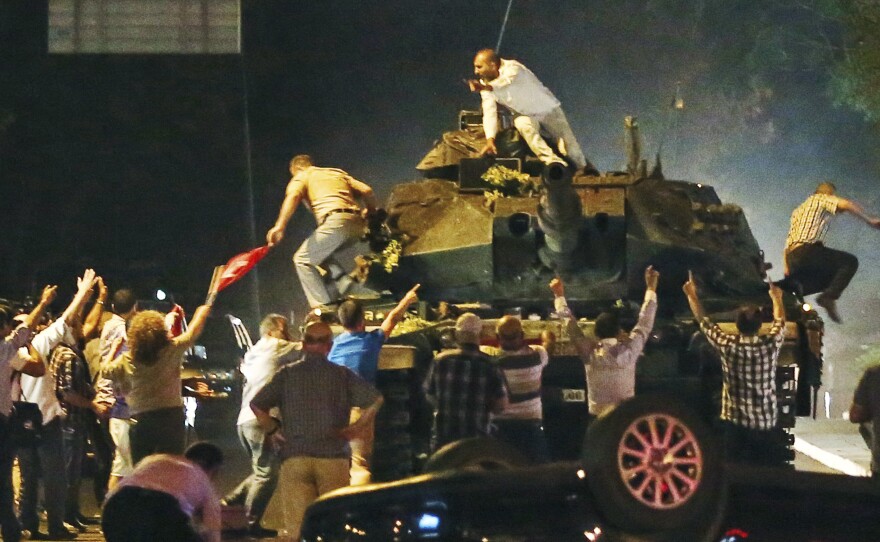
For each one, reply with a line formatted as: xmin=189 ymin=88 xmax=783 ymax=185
xmin=5 ymin=46 xmax=880 ymax=542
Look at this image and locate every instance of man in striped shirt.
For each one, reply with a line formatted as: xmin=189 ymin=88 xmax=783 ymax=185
xmin=783 ymin=182 xmax=880 ymax=323
xmin=250 ymin=321 xmax=383 ymax=541
xmin=684 ymin=271 xmax=786 ymax=466
xmin=492 ymin=316 xmax=550 ymax=463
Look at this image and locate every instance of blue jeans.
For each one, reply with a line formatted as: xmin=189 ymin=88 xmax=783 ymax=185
xmin=224 ymin=421 xmax=279 ymax=524
xmin=18 ymin=417 xmax=68 ymax=533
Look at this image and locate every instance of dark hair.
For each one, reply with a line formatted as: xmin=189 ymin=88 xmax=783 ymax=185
xmin=111 ymin=289 xmax=138 ymax=315
xmin=736 ymin=306 xmax=762 ymax=336
xmin=594 ymin=311 xmax=621 ymax=340
xmin=337 ymin=299 xmax=365 ymax=329
xmin=184 ymin=441 xmax=224 ymax=472
xmin=289 ymin=154 xmax=313 ymax=169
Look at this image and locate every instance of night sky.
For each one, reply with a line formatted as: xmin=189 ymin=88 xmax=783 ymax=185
xmin=2 ymin=1 xmax=879 ymax=411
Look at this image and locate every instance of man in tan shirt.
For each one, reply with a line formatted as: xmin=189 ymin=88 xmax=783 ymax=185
xmin=267 ymin=155 xmax=378 ymax=309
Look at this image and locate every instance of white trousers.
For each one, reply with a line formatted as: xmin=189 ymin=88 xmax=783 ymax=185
xmin=513 ymin=107 xmax=586 ymax=168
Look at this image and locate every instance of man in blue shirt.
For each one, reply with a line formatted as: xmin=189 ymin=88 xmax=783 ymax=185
xmin=328 ymin=284 xmax=419 ymax=484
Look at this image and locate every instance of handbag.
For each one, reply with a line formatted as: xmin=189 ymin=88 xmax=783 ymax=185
xmin=9 ymin=379 xmax=42 ymax=447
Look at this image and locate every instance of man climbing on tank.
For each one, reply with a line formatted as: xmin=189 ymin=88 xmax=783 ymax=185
xmin=266 ymin=155 xmax=379 ymax=310
xmin=781 ymin=181 xmax=880 ymax=323
xmin=468 ymin=48 xmax=597 ymax=174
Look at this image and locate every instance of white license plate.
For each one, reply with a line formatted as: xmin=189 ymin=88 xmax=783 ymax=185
xmin=562 ymin=389 xmax=585 ymax=403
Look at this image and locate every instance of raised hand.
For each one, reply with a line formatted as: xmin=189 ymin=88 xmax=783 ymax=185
xmin=549 ymin=277 xmax=565 ymax=298
xmin=40 ymin=285 xmax=58 ymax=306
xmin=402 ymin=284 xmax=420 ymax=305
xmin=77 ymin=268 xmax=98 ymax=294
xmin=682 ymin=270 xmax=698 ymax=298
xmin=644 ymin=265 xmax=659 ymax=291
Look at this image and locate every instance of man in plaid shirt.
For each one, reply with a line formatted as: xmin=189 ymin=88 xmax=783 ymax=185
xmin=424 ymin=313 xmax=508 ymax=451
xmin=684 ymin=271 xmax=786 ymax=466
xmin=782 ymin=182 xmax=880 ymax=323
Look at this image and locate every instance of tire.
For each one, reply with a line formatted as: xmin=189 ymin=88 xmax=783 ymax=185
xmin=582 ymin=394 xmax=725 ymax=533
xmin=422 ymin=437 xmax=531 ymax=473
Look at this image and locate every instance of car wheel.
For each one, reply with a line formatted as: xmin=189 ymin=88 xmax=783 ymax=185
xmin=582 ymin=394 xmax=725 ymax=533
xmin=422 ymin=437 xmax=531 ymax=473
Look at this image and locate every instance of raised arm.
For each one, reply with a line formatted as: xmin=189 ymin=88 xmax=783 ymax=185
xmin=60 ymin=269 xmax=98 ymax=326
xmin=549 ymin=277 xmax=597 ymax=360
xmin=682 ymin=270 xmax=706 ymax=321
xmin=21 ymin=285 xmax=58 ymax=331
xmin=173 ymin=304 xmax=212 ymax=350
xmin=768 ymin=281 xmax=785 ymax=323
xmin=837 ymin=197 xmax=880 ymax=229
xmin=82 ymin=276 xmax=108 ymax=340
xmin=626 ymin=266 xmax=659 ymax=348
xmin=266 ymin=180 xmax=304 ymax=246
xmin=380 ymin=284 xmax=420 ymax=337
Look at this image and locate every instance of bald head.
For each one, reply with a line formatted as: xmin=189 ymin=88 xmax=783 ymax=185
xmin=303 ymin=321 xmax=333 ymax=354
xmin=473 ymin=48 xmax=501 ymax=81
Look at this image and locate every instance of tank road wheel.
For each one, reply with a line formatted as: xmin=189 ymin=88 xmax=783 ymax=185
xmin=422 ymin=437 xmax=530 ymax=473
xmin=582 ymin=395 xmax=725 ymax=533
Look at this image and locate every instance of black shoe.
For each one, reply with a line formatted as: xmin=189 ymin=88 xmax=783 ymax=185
xmin=247 ymin=524 xmax=278 ymax=538
xmin=25 ymin=532 xmax=50 ymax=541
xmin=816 ymin=294 xmax=841 ymax=323
xmin=75 ymin=514 xmax=100 ymax=526
xmin=47 ymin=529 xmax=79 ymax=540
xmin=65 ymin=518 xmax=88 ymax=533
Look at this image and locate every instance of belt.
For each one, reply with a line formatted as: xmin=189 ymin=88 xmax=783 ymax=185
xmin=321 ymin=208 xmax=359 ymax=225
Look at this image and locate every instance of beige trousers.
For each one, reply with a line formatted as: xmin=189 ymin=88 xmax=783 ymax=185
xmin=277 ymin=456 xmax=349 ymax=541
xmin=513 ymin=106 xmax=586 ymax=168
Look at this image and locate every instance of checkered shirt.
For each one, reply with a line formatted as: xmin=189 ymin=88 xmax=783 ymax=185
xmin=424 ymin=345 xmax=507 ymax=448
xmin=250 ymin=352 xmax=380 ymax=460
xmin=51 ymin=344 xmax=96 ymax=429
xmin=785 ymin=193 xmax=840 ymax=249
xmin=700 ymin=318 xmax=785 ymax=430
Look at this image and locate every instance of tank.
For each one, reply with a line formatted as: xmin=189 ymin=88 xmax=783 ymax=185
xmin=358 ymin=113 xmax=824 ymax=480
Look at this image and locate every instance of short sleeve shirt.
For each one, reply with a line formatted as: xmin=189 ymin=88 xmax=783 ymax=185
xmin=328 ymin=329 xmax=385 ymax=384
xmin=289 ymin=166 xmax=361 ymax=225
xmin=785 ymin=193 xmax=840 ymax=249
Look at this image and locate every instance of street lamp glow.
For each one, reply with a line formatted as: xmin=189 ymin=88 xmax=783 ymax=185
xmin=156 ymin=289 xmax=167 ymax=301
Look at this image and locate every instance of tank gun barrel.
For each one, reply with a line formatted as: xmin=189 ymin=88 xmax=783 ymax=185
xmin=537 ymin=163 xmax=583 ymax=271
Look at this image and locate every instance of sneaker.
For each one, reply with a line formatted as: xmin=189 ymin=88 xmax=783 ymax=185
xmin=816 ymin=294 xmax=841 ymax=323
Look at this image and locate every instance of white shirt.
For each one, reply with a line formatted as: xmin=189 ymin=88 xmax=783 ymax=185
xmin=237 ymin=336 xmax=301 ymax=425
xmin=19 ymin=319 xmax=69 ymax=423
xmin=480 ymin=58 xmax=561 ymax=139
xmin=556 ymin=290 xmax=658 ymax=416
xmin=1 ymin=326 xmax=34 ymax=416
xmin=107 ymin=454 xmax=221 ymax=542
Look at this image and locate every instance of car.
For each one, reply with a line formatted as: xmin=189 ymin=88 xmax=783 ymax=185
xmin=301 ymin=395 xmax=880 ymax=542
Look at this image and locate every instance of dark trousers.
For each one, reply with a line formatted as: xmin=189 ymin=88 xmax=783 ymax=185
xmin=89 ymin=416 xmax=114 ymax=504
xmin=0 ymin=418 xmax=21 ymax=542
xmin=102 ymin=486 xmax=201 ymax=542
xmin=130 ymin=406 xmax=185 ymax=465
xmin=786 ymin=243 xmax=858 ymax=299
xmin=722 ymin=421 xmax=785 ymax=467
xmin=493 ymin=419 xmax=550 ymax=464
xmin=62 ymin=422 xmax=86 ymax=521
xmin=18 ymin=417 xmax=68 ymax=533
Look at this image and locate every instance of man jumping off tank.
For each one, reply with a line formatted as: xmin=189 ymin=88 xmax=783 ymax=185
xmin=467 ymin=48 xmax=595 ymax=174
xmin=267 ymin=155 xmax=378 ymax=310
xmin=781 ymin=181 xmax=880 ymax=323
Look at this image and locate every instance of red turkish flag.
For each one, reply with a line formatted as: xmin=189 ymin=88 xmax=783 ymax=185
xmin=213 ymin=246 xmax=270 ymax=293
